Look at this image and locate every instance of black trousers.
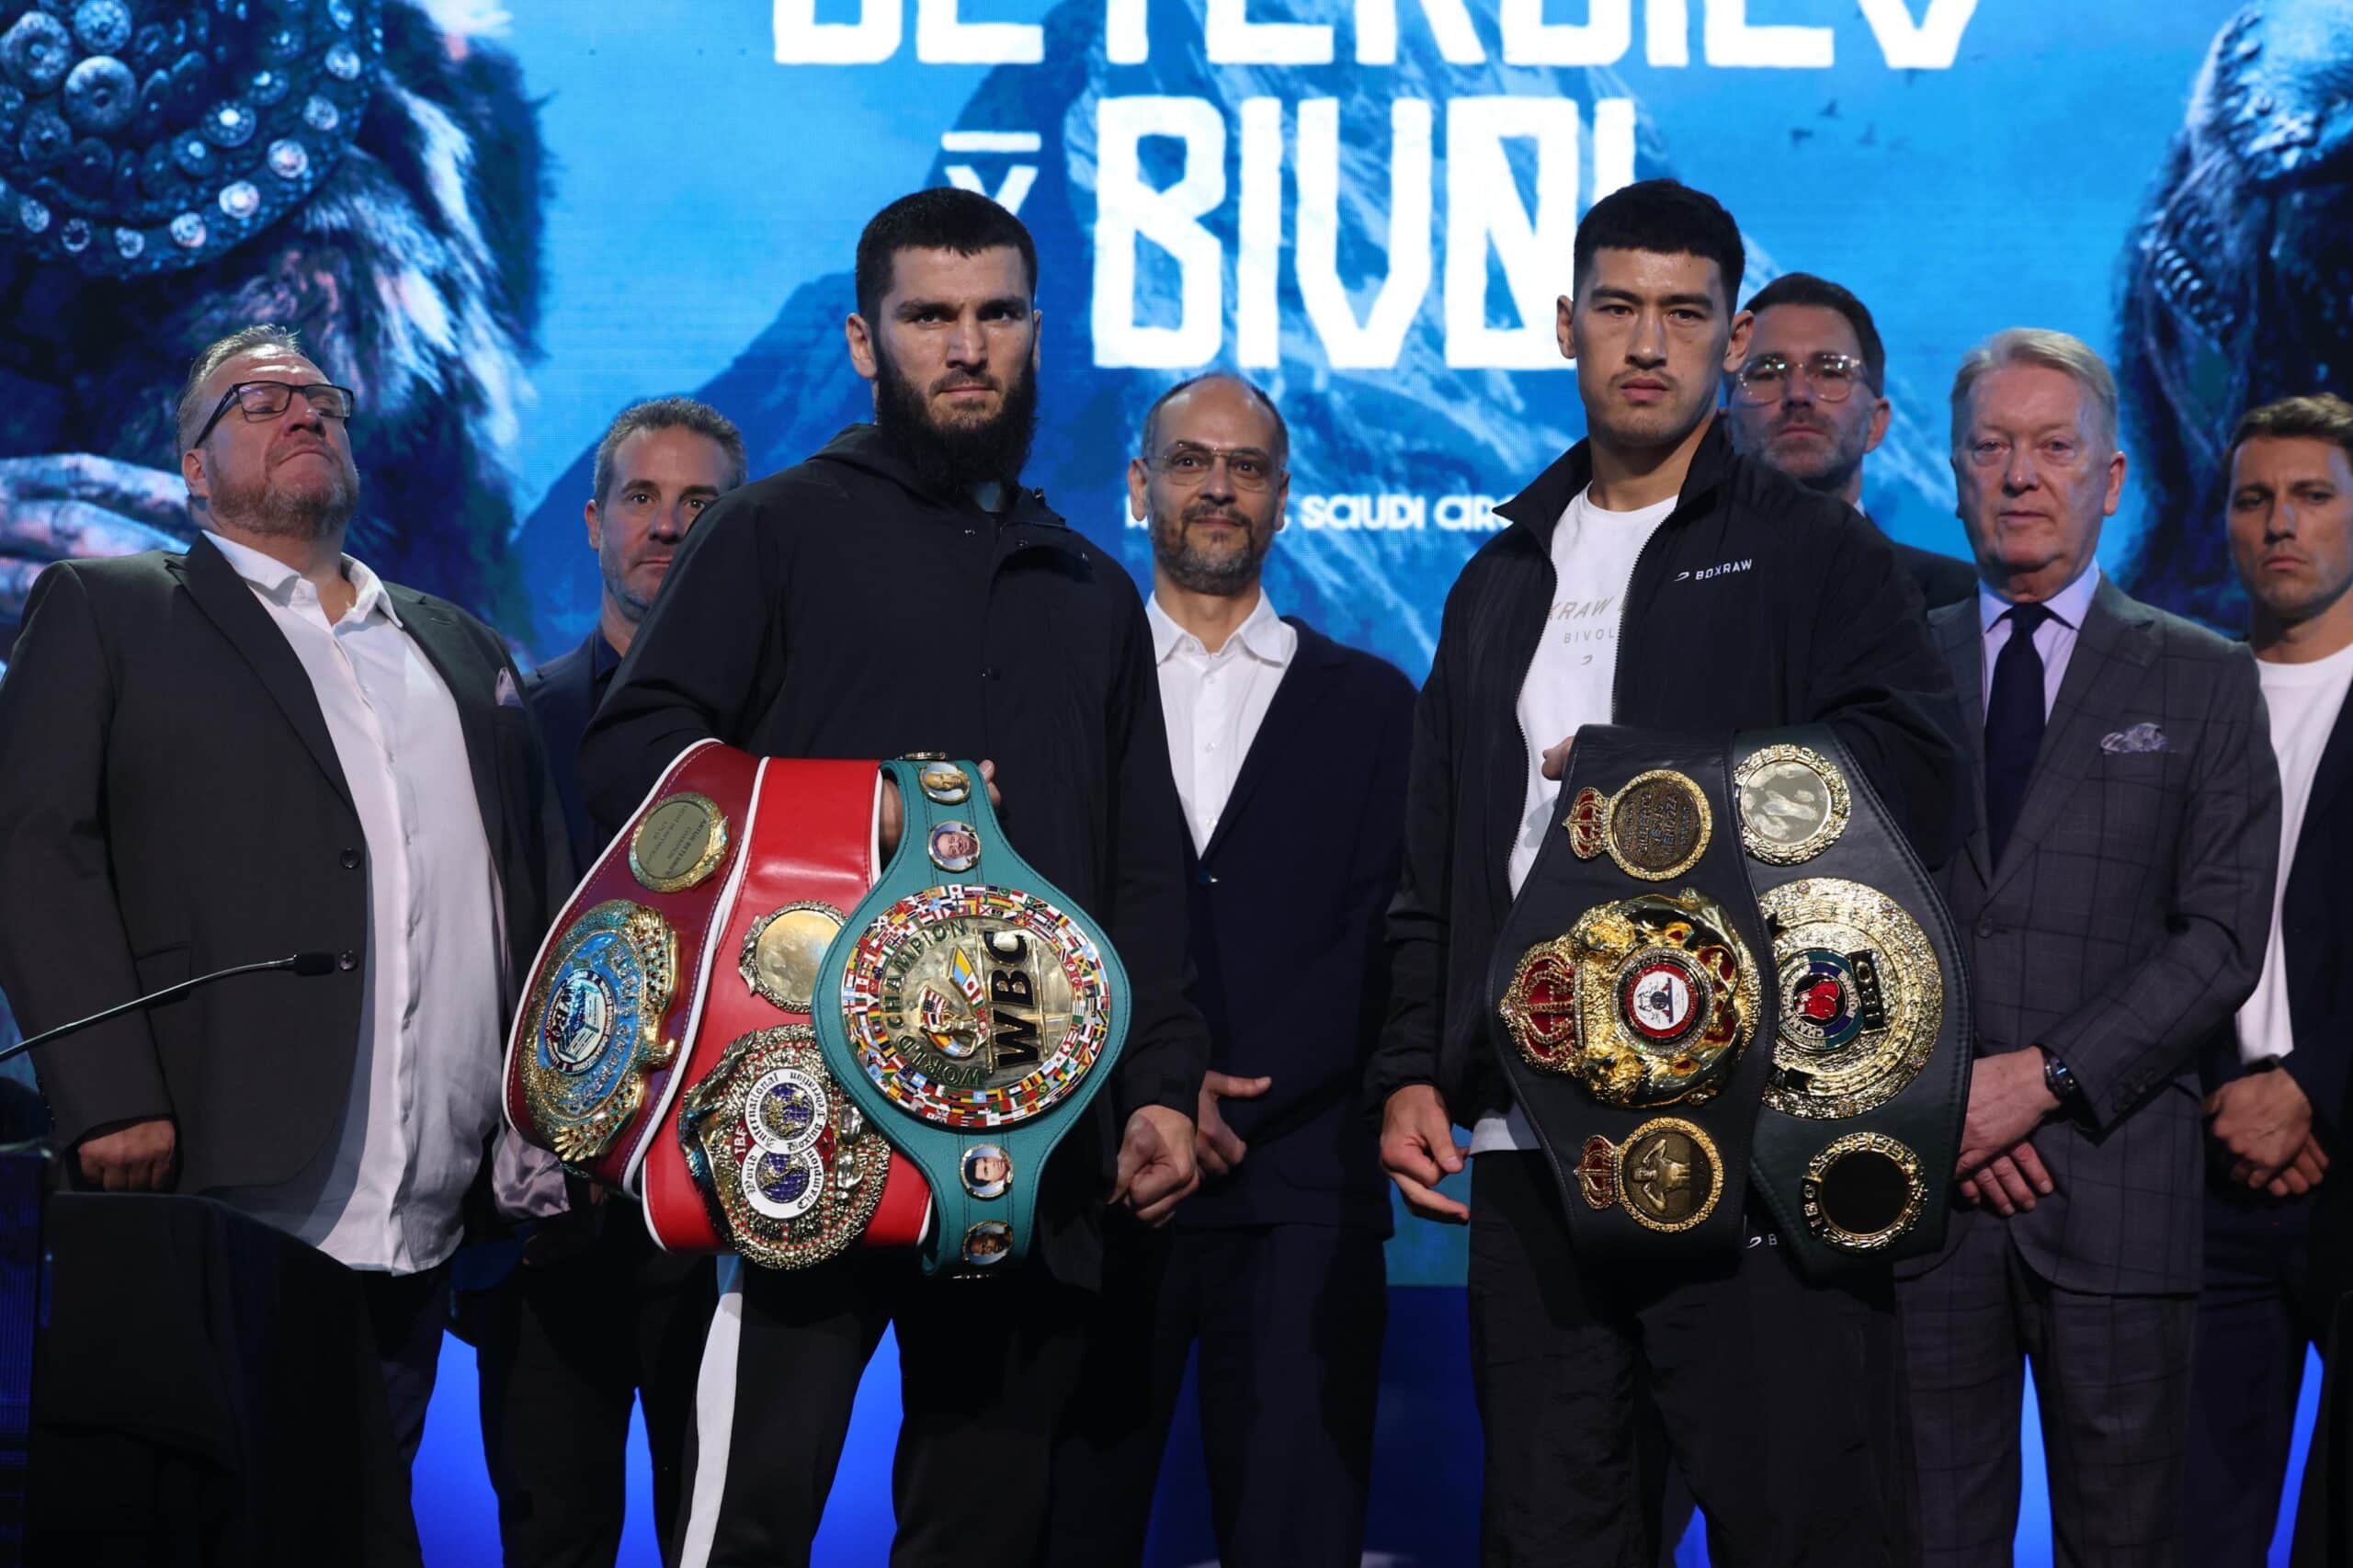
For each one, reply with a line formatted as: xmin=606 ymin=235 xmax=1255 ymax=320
xmin=1470 ymin=1150 xmax=1901 ymax=1568
xmin=357 ymin=1261 xmax=454 ymax=1471
xmin=2186 ymin=1185 xmax=2325 ymax=1568
xmin=1897 ymin=1210 xmax=2197 ymax=1568
xmin=674 ymin=1248 xmax=1094 ymax=1568
xmin=474 ymin=1214 xmax=717 ymax=1568
xmin=1045 ymin=1220 xmax=1388 ymax=1567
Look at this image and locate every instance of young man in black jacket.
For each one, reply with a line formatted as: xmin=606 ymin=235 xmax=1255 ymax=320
xmin=577 ymin=188 xmax=1207 ymax=1566
xmin=1366 ymin=180 xmax=1962 ymax=1564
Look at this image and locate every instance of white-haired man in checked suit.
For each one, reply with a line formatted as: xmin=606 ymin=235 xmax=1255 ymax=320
xmin=1896 ymin=327 xmax=2280 ymax=1568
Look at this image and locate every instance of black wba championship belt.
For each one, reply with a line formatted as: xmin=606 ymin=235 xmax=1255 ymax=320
xmin=1733 ymin=727 xmax=1972 ymax=1278
xmin=1486 ymin=730 xmax=1775 ymax=1266
xmin=1487 ymin=725 xmax=1971 ymax=1275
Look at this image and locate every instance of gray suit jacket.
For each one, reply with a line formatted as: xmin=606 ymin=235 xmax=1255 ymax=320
xmin=1918 ymin=575 xmax=2277 ymax=1296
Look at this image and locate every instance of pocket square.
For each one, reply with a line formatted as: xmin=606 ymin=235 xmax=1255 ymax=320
xmin=495 ymin=666 xmax=524 ymax=709
xmin=2100 ymin=722 xmax=2166 ymax=755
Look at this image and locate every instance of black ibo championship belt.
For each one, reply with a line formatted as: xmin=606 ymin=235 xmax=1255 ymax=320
xmin=814 ymin=757 xmax=1129 ymax=1278
xmin=1733 ymin=727 xmax=1971 ymax=1278
xmin=1486 ymin=731 xmax=1776 ymax=1265
xmin=1488 ymin=724 xmax=1971 ymax=1275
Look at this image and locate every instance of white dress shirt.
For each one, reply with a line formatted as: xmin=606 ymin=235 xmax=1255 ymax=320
xmin=1976 ymin=562 xmax=2103 ymax=719
xmin=1475 ymin=485 xmax=1677 ymax=1155
xmin=203 ymin=531 xmax=506 ymax=1275
xmin=1147 ymin=589 xmax=1298 ymax=855
xmin=2235 ymin=641 xmax=2353 ymax=1064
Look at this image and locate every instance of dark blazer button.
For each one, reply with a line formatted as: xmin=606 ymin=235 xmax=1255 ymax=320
xmin=340 ymin=848 xmax=360 ymax=869
xmin=337 ymin=950 xmax=357 ymax=971
xmin=1975 ymin=917 xmax=1998 ymax=938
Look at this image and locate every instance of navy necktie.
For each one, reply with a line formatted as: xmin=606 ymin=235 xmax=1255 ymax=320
xmin=1983 ymin=602 xmax=2052 ymax=864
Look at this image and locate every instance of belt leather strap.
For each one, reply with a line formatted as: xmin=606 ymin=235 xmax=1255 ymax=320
xmin=1736 ymin=725 xmax=1972 ymax=1278
xmin=505 ymin=740 xmax=758 ymax=1195
xmin=646 ymin=757 xmax=931 ymax=1260
xmin=1486 ymin=727 xmax=1775 ymax=1267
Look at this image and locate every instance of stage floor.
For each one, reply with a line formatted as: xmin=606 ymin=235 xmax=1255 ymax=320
xmin=409 ymin=1285 xmax=2322 ymax=1565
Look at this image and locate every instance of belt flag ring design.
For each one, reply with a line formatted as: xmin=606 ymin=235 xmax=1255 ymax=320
xmin=841 ymin=884 xmax=1113 ymax=1129
xmin=817 ymin=757 xmax=1131 ymax=1276
xmin=518 ymin=900 xmax=681 ymax=1164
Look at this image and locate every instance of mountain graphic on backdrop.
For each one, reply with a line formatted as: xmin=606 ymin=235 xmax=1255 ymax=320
xmin=515 ymin=0 xmax=1963 ymax=671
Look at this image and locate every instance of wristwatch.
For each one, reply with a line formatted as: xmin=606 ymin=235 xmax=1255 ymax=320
xmin=2041 ymin=1051 xmax=2083 ymax=1107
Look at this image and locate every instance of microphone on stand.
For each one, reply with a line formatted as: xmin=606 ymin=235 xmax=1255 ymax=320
xmin=0 ymin=953 xmax=338 ymax=1068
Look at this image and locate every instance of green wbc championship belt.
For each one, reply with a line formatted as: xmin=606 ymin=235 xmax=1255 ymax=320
xmin=1733 ymin=726 xmax=1972 ymax=1278
xmin=813 ymin=757 xmax=1129 ymax=1277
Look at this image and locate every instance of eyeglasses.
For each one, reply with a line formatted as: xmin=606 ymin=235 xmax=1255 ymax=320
xmin=190 ymin=381 xmax=358 ymax=448
xmin=1150 ymin=443 xmax=1282 ymax=493
xmin=1731 ymin=353 xmax=1872 ymax=404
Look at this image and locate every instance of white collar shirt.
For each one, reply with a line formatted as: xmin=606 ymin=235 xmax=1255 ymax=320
xmin=1146 ymin=589 xmax=1298 ymax=856
xmin=202 ymin=531 xmax=507 ymax=1275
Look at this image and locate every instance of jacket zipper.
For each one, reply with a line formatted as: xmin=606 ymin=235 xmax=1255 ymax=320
xmin=1608 ymin=500 xmax=1683 ymax=722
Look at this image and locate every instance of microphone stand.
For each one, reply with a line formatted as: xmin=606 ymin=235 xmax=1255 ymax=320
xmin=0 ymin=953 xmax=335 ymax=1068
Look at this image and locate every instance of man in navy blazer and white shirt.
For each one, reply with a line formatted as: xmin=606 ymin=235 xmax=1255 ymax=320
xmin=1047 ymin=372 xmax=1415 ymax=1567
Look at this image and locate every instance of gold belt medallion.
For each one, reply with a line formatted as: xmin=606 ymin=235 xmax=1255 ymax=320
xmin=1503 ymin=889 xmax=1760 ymax=1108
xmin=677 ymin=1026 xmax=892 ymax=1270
xmin=1733 ymin=744 xmax=1852 ymax=866
xmin=740 ymin=902 xmax=846 ymax=1014
xmin=1618 ymin=1116 xmax=1723 ymax=1233
xmin=1564 ymin=771 xmax=1713 ymax=881
xmin=519 ymin=900 xmax=681 ymax=1164
xmin=1801 ymin=1131 xmax=1928 ymax=1252
xmin=1759 ymin=879 xmax=1942 ymax=1119
xmin=631 ymin=791 xmax=731 ymax=893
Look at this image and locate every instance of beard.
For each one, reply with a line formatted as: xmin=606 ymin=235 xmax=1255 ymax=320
xmin=210 ymin=453 xmax=362 ymax=540
xmin=871 ymin=340 xmax=1039 ymax=499
xmin=1151 ymin=497 xmax=1267 ymax=595
xmin=1762 ymin=414 xmax=1872 ymax=494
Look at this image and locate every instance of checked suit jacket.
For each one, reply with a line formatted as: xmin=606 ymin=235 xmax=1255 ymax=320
xmin=1910 ymin=574 xmax=2279 ymax=1296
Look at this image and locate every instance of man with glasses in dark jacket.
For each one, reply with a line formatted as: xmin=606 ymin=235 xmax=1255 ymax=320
xmin=1725 ymin=271 xmax=1977 ymax=610
xmin=1366 ymin=179 xmax=1962 ymax=1565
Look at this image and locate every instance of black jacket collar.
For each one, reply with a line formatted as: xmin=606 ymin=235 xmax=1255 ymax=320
xmin=810 ymin=423 xmax=1084 ymax=557
xmin=1492 ymin=415 xmax=1737 ymax=551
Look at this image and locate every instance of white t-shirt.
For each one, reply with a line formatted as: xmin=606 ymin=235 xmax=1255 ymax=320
xmin=2235 ymin=641 xmax=2353 ymax=1063
xmin=1472 ymin=486 xmax=1677 ymax=1154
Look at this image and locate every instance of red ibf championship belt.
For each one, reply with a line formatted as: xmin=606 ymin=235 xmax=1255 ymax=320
xmin=503 ymin=742 xmax=930 ymax=1267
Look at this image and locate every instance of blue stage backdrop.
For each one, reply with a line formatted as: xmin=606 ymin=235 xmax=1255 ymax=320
xmin=0 ymin=0 xmax=2339 ymax=1561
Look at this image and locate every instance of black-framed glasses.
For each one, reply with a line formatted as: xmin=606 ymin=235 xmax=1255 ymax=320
xmin=189 ymin=381 xmax=358 ymax=448
xmin=1731 ymin=353 xmax=1872 ymax=404
xmin=1150 ymin=442 xmax=1281 ymax=493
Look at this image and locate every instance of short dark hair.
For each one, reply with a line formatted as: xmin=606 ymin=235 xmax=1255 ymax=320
xmin=1741 ymin=273 xmax=1885 ymax=390
xmin=1572 ymin=179 xmax=1745 ymax=312
xmin=2228 ymin=393 xmax=2353 ymax=469
xmin=591 ymin=397 xmax=748 ymax=507
xmin=1140 ymin=373 xmax=1290 ymax=467
xmin=854 ymin=187 xmax=1039 ymax=324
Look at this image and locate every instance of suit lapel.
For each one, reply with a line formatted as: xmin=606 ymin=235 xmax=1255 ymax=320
xmin=391 ymin=587 xmax=507 ymax=865
xmin=1984 ymin=577 xmax=2158 ymax=901
xmin=1199 ymin=622 xmax=1327 ymax=863
xmin=2300 ymin=664 xmax=2353 ymax=828
xmin=1933 ymin=602 xmax=1992 ymax=887
xmin=173 ymin=535 xmax=353 ymax=808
